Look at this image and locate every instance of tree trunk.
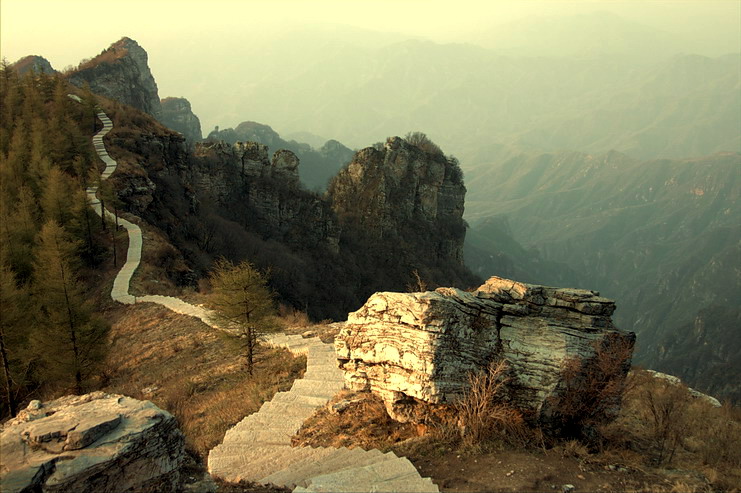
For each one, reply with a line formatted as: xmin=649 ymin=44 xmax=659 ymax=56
xmin=245 ymin=326 xmax=254 ymax=376
xmin=100 ymin=199 xmax=106 ymax=230
xmin=0 ymin=332 xmax=17 ymax=417
xmin=112 ymin=228 xmax=117 ymax=267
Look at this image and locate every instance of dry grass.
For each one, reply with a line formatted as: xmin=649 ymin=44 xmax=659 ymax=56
xmin=102 ymin=302 xmax=305 ymax=458
xmin=292 ymin=390 xmax=417 ymax=451
xmin=597 ymin=369 xmax=741 ymax=491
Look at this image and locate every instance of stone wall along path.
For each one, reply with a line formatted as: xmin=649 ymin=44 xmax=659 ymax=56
xmin=74 ymin=96 xmax=438 ymax=492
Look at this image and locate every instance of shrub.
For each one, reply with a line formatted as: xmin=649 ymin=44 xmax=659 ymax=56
xmin=404 ymin=131 xmax=443 ymax=156
xmin=455 ymin=360 xmax=525 ymax=450
xmin=548 ymin=334 xmax=634 ymax=440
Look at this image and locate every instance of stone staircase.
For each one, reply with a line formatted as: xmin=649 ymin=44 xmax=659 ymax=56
xmin=74 ymin=96 xmax=439 ymax=492
xmin=209 ymin=333 xmax=438 ymax=492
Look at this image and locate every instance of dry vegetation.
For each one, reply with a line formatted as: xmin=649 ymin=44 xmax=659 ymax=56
xmin=292 ymin=363 xmax=740 ymax=492
xmin=102 ymin=302 xmax=305 ymax=458
xmin=292 ymin=390 xmax=418 ymax=450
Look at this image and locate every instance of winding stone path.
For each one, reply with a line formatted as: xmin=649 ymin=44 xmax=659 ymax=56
xmin=78 ymin=96 xmax=438 ymax=492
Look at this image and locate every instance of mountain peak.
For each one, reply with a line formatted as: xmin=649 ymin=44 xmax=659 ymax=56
xmin=68 ymin=38 xmax=161 ymax=119
xmin=11 ymin=55 xmax=56 ymax=76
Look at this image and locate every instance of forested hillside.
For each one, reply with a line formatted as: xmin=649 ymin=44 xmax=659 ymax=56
xmin=0 ymin=68 xmax=113 ymax=416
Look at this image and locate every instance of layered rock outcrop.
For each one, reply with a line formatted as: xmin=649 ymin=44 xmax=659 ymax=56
xmin=0 ymin=392 xmax=185 ymax=493
xmin=160 ymin=97 xmax=202 ymax=142
xmin=328 ymin=136 xmax=467 ymax=265
xmin=335 ymin=276 xmax=635 ymax=425
xmin=69 ymin=37 xmax=162 ymax=119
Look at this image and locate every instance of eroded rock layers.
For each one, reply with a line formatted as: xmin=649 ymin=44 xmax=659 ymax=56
xmin=0 ymin=392 xmax=184 ymax=493
xmin=335 ymin=276 xmax=635 ymax=425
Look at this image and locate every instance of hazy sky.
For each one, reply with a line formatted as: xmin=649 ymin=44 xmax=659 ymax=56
xmin=2 ymin=0 xmax=739 ymax=140
xmin=2 ymin=0 xmax=739 ymax=69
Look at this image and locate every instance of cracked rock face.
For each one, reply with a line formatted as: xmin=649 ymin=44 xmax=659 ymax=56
xmin=335 ymin=276 xmax=635 ymax=424
xmin=0 ymin=392 xmax=185 ymax=493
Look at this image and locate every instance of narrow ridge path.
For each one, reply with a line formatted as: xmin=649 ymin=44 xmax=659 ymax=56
xmin=77 ymin=96 xmax=438 ymax=492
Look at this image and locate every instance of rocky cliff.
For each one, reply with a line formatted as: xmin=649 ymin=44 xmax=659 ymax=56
xmin=160 ymin=97 xmax=202 ymax=142
xmin=191 ymin=140 xmax=339 ymax=252
xmin=328 ymin=136 xmax=468 ymax=275
xmin=208 ymin=122 xmax=353 ymax=190
xmin=69 ymin=37 xmax=162 ymax=119
xmin=0 ymin=393 xmax=185 ymax=493
xmin=336 ymin=276 xmax=635 ymax=430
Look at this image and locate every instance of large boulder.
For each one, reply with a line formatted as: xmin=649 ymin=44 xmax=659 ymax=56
xmin=335 ymin=276 xmax=635 ymax=426
xmin=0 ymin=392 xmax=185 ymax=493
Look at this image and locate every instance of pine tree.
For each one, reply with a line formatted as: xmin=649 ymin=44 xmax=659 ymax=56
xmin=208 ymin=259 xmax=278 ymax=375
xmin=32 ymin=220 xmax=107 ymax=393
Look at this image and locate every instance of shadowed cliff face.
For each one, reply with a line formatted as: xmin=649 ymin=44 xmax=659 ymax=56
xmin=329 ymin=136 xmax=468 ymax=266
xmin=160 ymin=97 xmax=202 ymax=142
xmin=68 ymin=37 xmax=162 ymax=119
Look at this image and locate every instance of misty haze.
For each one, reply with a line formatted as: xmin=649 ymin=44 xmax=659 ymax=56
xmin=1 ymin=1 xmax=739 ymax=492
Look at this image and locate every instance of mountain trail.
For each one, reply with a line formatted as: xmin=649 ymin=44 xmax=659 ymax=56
xmin=72 ymin=94 xmax=438 ymax=492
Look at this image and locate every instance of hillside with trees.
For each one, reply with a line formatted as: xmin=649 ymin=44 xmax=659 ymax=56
xmin=0 ymin=67 xmax=112 ymax=416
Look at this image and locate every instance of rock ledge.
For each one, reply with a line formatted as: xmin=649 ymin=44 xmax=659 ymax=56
xmin=1 ymin=392 xmax=184 ymax=493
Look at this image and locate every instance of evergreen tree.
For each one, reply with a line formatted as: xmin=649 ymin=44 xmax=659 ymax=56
xmin=32 ymin=220 xmax=107 ymax=393
xmin=208 ymin=259 xmax=278 ymax=375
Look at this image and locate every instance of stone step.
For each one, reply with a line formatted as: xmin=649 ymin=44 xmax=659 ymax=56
xmin=299 ymin=457 xmax=436 ymax=492
xmin=271 ymin=391 xmax=331 ymax=407
xmin=234 ymin=411 xmax=307 ymax=429
xmin=290 ymin=378 xmax=344 ymax=396
xmin=233 ymin=446 xmax=332 ymax=483
xmin=259 ymin=447 xmax=378 ymax=489
xmin=221 ymin=428 xmax=293 ymax=445
xmin=258 ymin=400 xmax=317 ymax=418
xmin=261 ymin=448 xmax=396 ymax=489
xmin=301 ymin=370 xmax=344 ymax=383
xmin=208 ymin=444 xmax=290 ymax=478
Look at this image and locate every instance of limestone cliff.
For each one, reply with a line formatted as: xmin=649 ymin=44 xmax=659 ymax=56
xmin=328 ymin=136 xmax=468 ymax=271
xmin=192 ymin=141 xmax=339 ymax=252
xmin=69 ymin=37 xmax=162 ymax=119
xmin=160 ymin=97 xmax=202 ymax=142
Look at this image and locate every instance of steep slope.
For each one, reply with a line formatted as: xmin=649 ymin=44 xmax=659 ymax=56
xmin=88 ymin=89 xmax=477 ymax=319
xmin=328 ymin=136 xmax=478 ymax=291
xmin=465 ymin=150 xmax=741 ymax=402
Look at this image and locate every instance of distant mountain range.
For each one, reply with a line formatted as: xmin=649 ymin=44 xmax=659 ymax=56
xmin=465 ymin=149 xmax=741 ymax=402
xmin=152 ymin=15 xmax=739 ymax=165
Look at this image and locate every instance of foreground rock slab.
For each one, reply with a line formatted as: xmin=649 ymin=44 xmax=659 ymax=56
xmin=335 ymin=276 xmax=635 ymax=424
xmin=0 ymin=392 xmax=184 ymax=493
